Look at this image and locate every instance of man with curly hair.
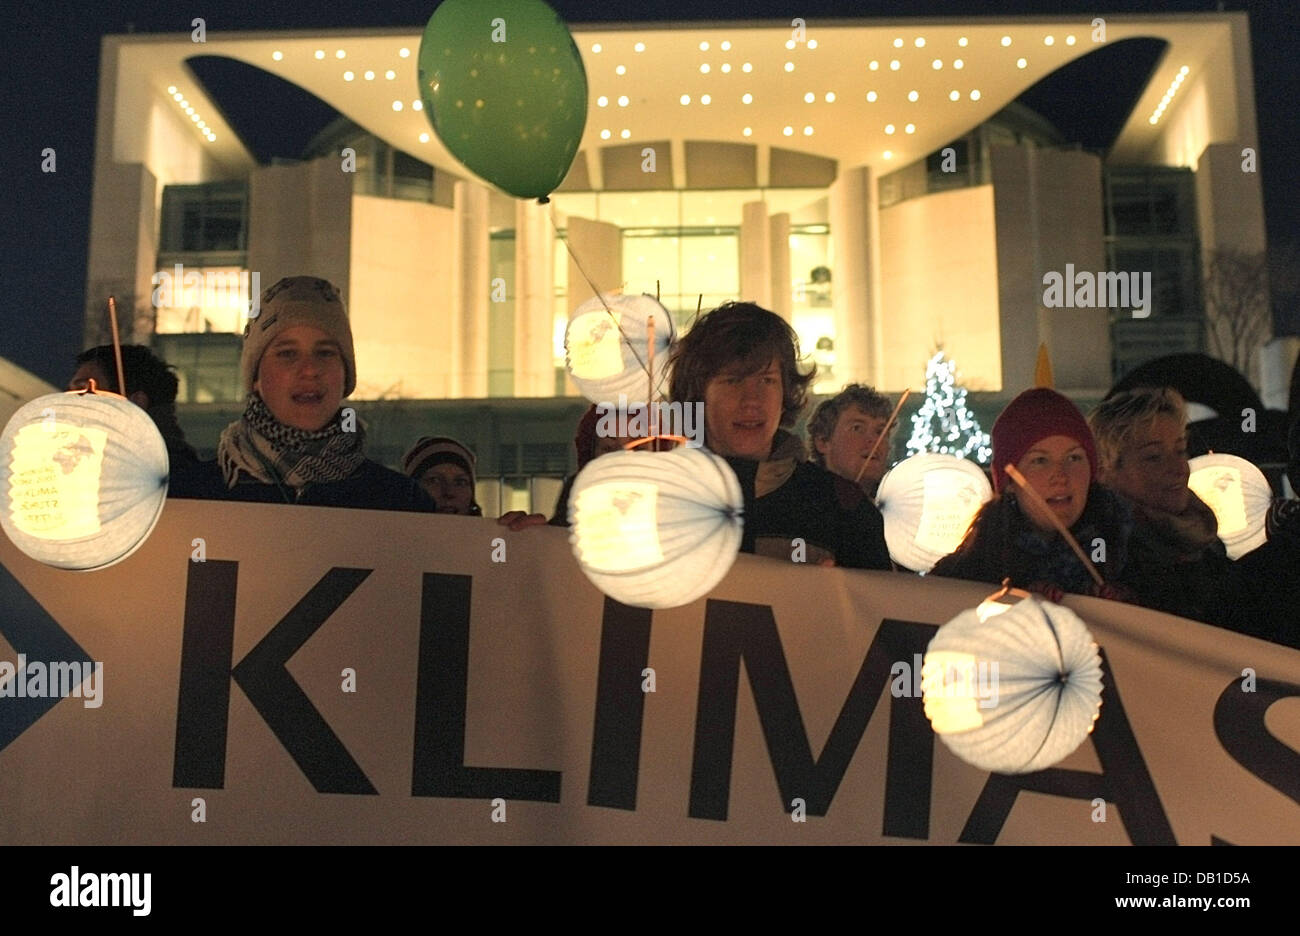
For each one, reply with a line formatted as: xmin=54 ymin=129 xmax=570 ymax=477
xmin=808 ymin=384 xmax=896 ymax=497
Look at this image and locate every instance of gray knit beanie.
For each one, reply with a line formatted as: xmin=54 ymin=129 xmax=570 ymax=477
xmin=242 ymin=276 xmax=356 ymax=396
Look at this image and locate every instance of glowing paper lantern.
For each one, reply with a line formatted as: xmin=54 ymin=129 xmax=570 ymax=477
xmin=564 ymin=293 xmax=675 ymax=405
xmin=569 ymin=447 xmax=743 ymax=609
xmin=0 ymin=392 xmax=169 ymax=571
xmin=923 ymin=597 xmax=1103 ymax=774
xmin=876 ymin=453 xmax=992 ymax=572
xmin=1187 ymin=453 xmax=1270 ymax=559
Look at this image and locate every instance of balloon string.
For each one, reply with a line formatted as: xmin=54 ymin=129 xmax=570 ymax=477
xmin=546 ymin=203 xmax=653 ymax=391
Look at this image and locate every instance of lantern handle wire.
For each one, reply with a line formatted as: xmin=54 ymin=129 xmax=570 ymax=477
xmin=1003 ymin=464 xmax=1105 ymax=587
xmin=107 ymin=296 xmax=127 ymax=398
xmin=70 ymin=377 xmax=128 ymax=401
xmin=854 ymin=388 xmax=912 ymax=484
xmin=984 ymin=578 xmax=1033 ymax=606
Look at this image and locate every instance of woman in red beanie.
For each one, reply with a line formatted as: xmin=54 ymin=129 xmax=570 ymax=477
xmin=930 ymin=388 xmax=1133 ymax=599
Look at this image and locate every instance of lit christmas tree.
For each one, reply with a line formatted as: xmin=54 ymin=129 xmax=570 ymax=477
xmin=906 ymin=351 xmax=992 ymax=464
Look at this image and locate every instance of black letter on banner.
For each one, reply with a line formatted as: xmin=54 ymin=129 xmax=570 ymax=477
xmin=588 ymin=598 xmax=652 ymax=809
xmin=412 ymin=573 xmax=561 ymax=801
xmin=173 ymin=562 xmax=378 ymax=794
xmin=958 ymin=649 xmax=1175 ymax=844
xmin=1214 ymin=676 xmax=1300 ymax=805
xmin=690 ymin=600 xmax=937 ymax=833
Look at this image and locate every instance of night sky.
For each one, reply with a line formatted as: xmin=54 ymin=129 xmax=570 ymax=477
xmin=3 ymin=0 xmax=1295 ymax=388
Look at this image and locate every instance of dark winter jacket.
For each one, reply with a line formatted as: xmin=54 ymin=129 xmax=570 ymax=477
xmin=930 ymin=484 xmax=1132 ymax=596
xmin=1119 ymin=491 xmax=1236 ymax=627
xmin=724 ymin=430 xmax=892 ymax=570
xmin=550 ymin=473 xmax=576 ymax=527
xmin=1232 ymin=499 xmax=1300 ymax=647
xmin=168 ymin=458 xmax=438 ymax=513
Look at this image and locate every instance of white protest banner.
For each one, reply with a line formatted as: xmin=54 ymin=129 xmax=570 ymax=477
xmin=1 ymin=500 xmax=1297 ymax=844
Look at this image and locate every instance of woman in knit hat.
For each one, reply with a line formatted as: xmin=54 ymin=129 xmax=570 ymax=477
xmin=930 ymin=388 xmax=1133 ymax=599
xmin=169 ymin=276 xmax=437 ymax=513
xmin=402 ymin=436 xmax=482 ymax=516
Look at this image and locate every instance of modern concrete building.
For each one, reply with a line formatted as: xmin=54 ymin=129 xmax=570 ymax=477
xmin=84 ymin=13 xmax=1270 ymax=507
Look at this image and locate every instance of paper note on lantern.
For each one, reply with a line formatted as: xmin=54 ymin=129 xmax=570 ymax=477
xmin=1186 ymin=453 xmax=1270 ymax=559
xmin=923 ymin=597 xmax=1103 ymax=774
xmin=0 ymin=391 xmax=169 ymax=571
xmin=571 ymin=481 xmax=664 ymax=570
xmin=914 ymin=469 xmax=981 ymax=555
xmin=564 ymin=293 xmax=675 ymax=405
xmin=567 ymin=310 xmax=627 ymax=381
xmin=876 ymin=453 xmax=992 ymax=571
xmin=8 ymin=424 xmax=108 ymax=540
xmin=921 ymin=650 xmax=985 ymax=733
xmin=568 ymin=447 xmax=743 ymax=609
xmin=1189 ymin=466 xmax=1247 ymax=535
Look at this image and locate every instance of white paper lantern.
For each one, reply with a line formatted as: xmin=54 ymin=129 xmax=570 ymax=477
xmin=922 ymin=597 xmax=1103 ymax=774
xmin=1187 ymin=453 xmax=1271 ymax=559
xmin=0 ymin=392 xmax=169 ymax=571
xmin=569 ymin=447 xmax=743 ymax=609
xmin=876 ymin=453 xmax=992 ymax=572
xmin=564 ymin=293 xmax=675 ymax=405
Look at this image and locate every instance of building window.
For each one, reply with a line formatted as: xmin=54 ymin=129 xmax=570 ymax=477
xmin=1104 ymin=167 xmax=1202 ymax=378
xmin=159 ymin=182 xmax=248 ymax=258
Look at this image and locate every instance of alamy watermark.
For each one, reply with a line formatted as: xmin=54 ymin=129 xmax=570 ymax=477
xmin=1042 ymin=264 xmax=1151 ymax=318
xmin=151 ymin=263 xmax=261 ymax=318
xmin=594 ymin=395 xmax=705 ymax=448
xmin=0 ymin=655 xmax=103 ymax=708
xmin=893 ymin=653 xmax=1000 ymax=708
xmin=50 ymin=867 xmax=150 ymax=916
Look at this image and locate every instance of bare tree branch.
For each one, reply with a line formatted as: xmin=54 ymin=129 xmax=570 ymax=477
xmin=1203 ymin=249 xmax=1272 ymax=379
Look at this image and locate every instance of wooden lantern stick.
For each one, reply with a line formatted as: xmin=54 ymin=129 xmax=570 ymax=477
xmin=1003 ymin=464 xmax=1105 ymax=587
xmin=854 ymin=388 xmax=912 ymax=484
xmin=647 ymin=313 xmax=656 ymax=440
xmin=107 ymin=296 xmax=127 ymax=397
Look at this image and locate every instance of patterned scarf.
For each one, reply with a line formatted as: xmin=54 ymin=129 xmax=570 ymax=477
xmin=1130 ymin=491 xmax=1222 ymax=563
xmin=1008 ymin=485 xmax=1133 ymax=592
xmin=217 ymin=393 xmax=366 ymax=493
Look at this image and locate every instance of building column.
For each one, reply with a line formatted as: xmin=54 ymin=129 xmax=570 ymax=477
xmin=769 ymin=212 xmax=792 ymax=322
xmin=990 ymin=145 xmax=1108 ymax=394
xmin=455 ymin=181 xmax=489 ymax=398
xmin=514 ymin=198 xmax=556 ymax=397
xmin=828 ymin=165 xmax=884 ymax=387
xmin=740 ymin=201 xmax=771 ymax=308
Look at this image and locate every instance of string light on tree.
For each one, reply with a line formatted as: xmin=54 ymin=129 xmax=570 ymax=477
xmin=906 ymin=351 xmax=992 ymax=464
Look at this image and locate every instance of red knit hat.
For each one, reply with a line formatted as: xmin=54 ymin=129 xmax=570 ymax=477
xmin=991 ymin=389 xmax=1098 ymax=493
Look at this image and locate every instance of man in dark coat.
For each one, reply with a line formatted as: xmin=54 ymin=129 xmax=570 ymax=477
xmin=668 ymin=301 xmax=890 ymax=570
xmin=70 ymin=344 xmax=201 ymax=469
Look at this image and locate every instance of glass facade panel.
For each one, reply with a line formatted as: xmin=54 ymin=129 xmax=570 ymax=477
xmin=160 ymin=182 xmax=248 ymax=256
xmin=1104 ymin=166 xmax=1202 ymax=377
xmin=152 ymin=266 xmax=257 ymax=335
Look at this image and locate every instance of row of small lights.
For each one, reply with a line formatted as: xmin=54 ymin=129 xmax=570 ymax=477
xmin=584 ymin=31 xmax=1072 ymax=147
xmin=1149 ymin=66 xmax=1191 ymax=125
xmin=261 ymin=34 xmax=1081 ymax=150
xmin=272 ymin=46 xmax=420 ymax=122
xmin=166 ymin=86 xmax=215 ymax=142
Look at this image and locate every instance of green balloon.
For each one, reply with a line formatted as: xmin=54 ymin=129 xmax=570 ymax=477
xmin=418 ymin=0 xmax=588 ymax=200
